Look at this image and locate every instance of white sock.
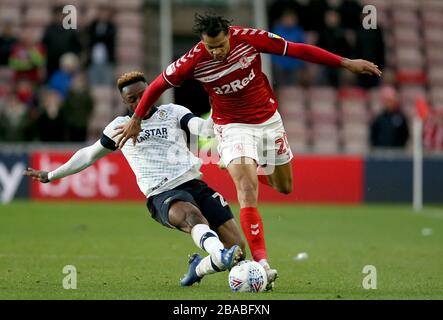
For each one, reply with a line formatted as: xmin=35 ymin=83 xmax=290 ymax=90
xmin=258 ymin=259 xmax=270 ymax=270
xmin=196 ymin=255 xmax=220 ymax=277
xmin=191 ymin=224 xmax=224 ymax=268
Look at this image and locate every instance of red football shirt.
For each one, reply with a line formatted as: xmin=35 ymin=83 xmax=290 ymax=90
xmin=162 ymin=26 xmax=289 ymax=125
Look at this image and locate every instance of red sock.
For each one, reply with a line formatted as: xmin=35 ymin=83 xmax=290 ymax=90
xmin=240 ymin=207 xmax=267 ymax=262
xmin=257 ymin=174 xmax=270 ymax=187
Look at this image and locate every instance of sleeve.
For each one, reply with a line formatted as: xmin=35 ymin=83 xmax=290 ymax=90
xmin=102 ymin=117 xmax=128 ymax=149
xmin=169 ymin=104 xmax=196 ymax=134
xmin=236 ymin=27 xmax=342 ymax=67
xmin=162 ymin=44 xmax=203 ymax=87
xmin=47 ymin=140 xmax=113 ymax=181
xmin=171 ymin=104 xmax=214 ymax=138
xmin=234 ymin=27 xmax=288 ymax=56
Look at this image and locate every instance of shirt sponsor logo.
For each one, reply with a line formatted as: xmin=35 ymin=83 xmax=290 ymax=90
xmin=137 ymin=128 xmax=168 ymax=143
xmin=213 ymin=69 xmax=256 ymax=95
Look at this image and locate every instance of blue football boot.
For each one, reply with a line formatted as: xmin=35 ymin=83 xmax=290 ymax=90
xmin=180 ymin=253 xmax=203 ymax=286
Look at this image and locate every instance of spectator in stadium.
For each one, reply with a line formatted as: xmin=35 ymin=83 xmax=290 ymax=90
xmin=15 ymin=78 xmax=37 ymax=107
xmin=353 ymin=12 xmax=386 ymax=88
xmin=47 ymin=52 xmax=80 ymax=99
xmin=86 ymin=4 xmax=117 ymax=86
xmin=114 ymin=14 xmax=382 ymax=291
xmin=8 ymin=29 xmax=45 ymax=84
xmin=42 ymin=5 xmax=82 ymax=80
xmin=0 ymin=93 xmax=34 ymax=142
xmin=62 ymin=73 xmax=94 ymax=142
xmin=268 ymin=0 xmax=306 ymax=31
xmin=0 ymin=20 xmax=17 ymax=66
xmin=316 ymin=10 xmax=352 ymax=87
xmin=271 ymin=10 xmax=306 ymax=87
xmin=424 ymin=110 xmax=443 ymax=152
xmin=370 ymin=86 xmax=409 ymax=148
xmin=35 ymin=89 xmax=66 ymax=142
xmin=24 ymin=71 xmax=245 ymax=287
xmin=337 ymin=0 xmax=363 ymax=31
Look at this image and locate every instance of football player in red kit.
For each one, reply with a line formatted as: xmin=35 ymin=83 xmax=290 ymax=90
xmin=114 ymin=14 xmax=382 ymax=290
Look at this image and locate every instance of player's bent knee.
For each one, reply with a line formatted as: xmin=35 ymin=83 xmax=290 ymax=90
xmin=169 ymin=202 xmax=208 ymax=232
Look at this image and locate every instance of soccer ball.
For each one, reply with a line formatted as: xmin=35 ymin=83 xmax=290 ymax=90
xmin=228 ymin=260 xmax=268 ymax=292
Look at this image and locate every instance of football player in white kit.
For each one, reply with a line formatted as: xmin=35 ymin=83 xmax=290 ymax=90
xmin=24 ymin=71 xmax=245 ymax=287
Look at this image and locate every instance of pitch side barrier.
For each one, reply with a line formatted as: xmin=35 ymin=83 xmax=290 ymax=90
xmin=1 ymin=143 xmax=442 ymax=204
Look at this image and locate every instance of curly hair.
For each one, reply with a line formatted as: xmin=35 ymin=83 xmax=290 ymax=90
xmin=192 ymin=13 xmax=232 ymax=37
xmin=117 ymin=71 xmax=146 ymax=92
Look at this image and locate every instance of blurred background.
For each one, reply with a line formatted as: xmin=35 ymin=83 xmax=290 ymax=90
xmin=0 ymin=0 xmax=442 ymax=204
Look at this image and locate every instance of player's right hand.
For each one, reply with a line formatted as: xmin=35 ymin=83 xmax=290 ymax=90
xmin=112 ymin=116 xmax=142 ymax=149
xmin=23 ymin=168 xmax=50 ymax=183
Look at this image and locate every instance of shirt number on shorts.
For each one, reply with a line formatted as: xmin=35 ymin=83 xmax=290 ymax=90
xmin=212 ymin=192 xmax=228 ymax=207
xmin=275 ymin=133 xmax=289 ymax=156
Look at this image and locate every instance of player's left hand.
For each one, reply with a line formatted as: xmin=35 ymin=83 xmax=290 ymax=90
xmin=23 ymin=168 xmax=50 ymax=183
xmin=341 ymin=58 xmax=382 ymax=77
xmin=113 ymin=116 xmax=142 ymax=149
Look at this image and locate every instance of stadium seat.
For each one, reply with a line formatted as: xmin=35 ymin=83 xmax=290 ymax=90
xmin=422 ymin=0 xmax=443 ymax=10
xmin=399 ymin=85 xmax=427 ymax=117
xmin=424 ymin=29 xmax=443 ymax=46
xmin=396 ymin=47 xmax=424 ymax=68
xmin=0 ymin=7 xmax=20 ymax=22
xmin=276 ymin=86 xmax=305 ymax=104
xmin=421 ymin=10 xmax=443 ymax=28
xmin=340 ymin=100 xmax=369 ymax=123
xmin=429 ymin=87 xmax=443 ymax=107
xmin=117 ymin=27 xmax=144 ymax=46
xmin=343 ymin=140 xmax=369 ymax=154
xmin=393 ymin=28 xmax=421 ymax=46
xmin=428 ymin=67 xmax=443 ymax=86
xmin=115 ymin=12 xmax=144 ymax=28
xmin=309 ymin=102 xmax=338 ymax=125
xmin=284 ymin=119 xmax=308 ymax=138
xmin=0 ymin=67 xmax=13 ymax=82
xmin=92 ymin=86 xmax=114 ymax=105
xmin=312 ymin=139 xmax=339 ymax=154
xmin=360 ymin=0 xmax=389 ymax=11
xmin=392 ymin=10 xmax=420 ymax=28
xmin=391 ymin=0 xmax=419 ymax=10
xmin=23 ymin=7 xmax=51 ymax=28
xmin=426 ymin=47 xmax=443 ymax=66
xmin=307 ymin=87 xmax=337 ymax=103
xmin=279 ymin=102 xmax=306 ymax=120
xmin=116 ymin=46 xmax=144 ymax=64
xmin=114 ymin=0 xmax=143 ymax=10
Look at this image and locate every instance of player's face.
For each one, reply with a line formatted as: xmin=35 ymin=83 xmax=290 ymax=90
xmin=202 ymin=31 xmax=230 ymax=61
xmin=121 ymin=81 xmax=147 ymax=113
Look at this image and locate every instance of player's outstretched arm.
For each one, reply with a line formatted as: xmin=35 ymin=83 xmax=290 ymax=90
xmin=286 ymin=42 xmax=382 ymax=77
xmin=23 ymin=140 xmax=112 ymax=183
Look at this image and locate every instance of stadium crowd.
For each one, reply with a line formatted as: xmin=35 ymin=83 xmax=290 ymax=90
xmin=0 ymin=0 xmax=442 ymax=153
xmin=0 ymin=3 xmax=115 ymax=142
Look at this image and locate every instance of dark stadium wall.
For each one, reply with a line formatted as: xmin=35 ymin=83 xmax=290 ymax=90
xmin=0 ymin=152 xmax=29 ymax=203
xmin=364 ymin=157 xmax=443 ymax=203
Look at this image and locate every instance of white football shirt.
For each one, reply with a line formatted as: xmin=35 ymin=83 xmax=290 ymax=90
xmin=103 ymin=104 xmax=203 ymax=198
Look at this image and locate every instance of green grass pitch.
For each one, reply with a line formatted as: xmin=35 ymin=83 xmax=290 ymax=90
xmin=1 ymin=201 xmax=442 ymax=300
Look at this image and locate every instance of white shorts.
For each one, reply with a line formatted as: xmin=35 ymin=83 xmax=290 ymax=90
xmin=214 ymin=111 xmax=293 ymax=171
